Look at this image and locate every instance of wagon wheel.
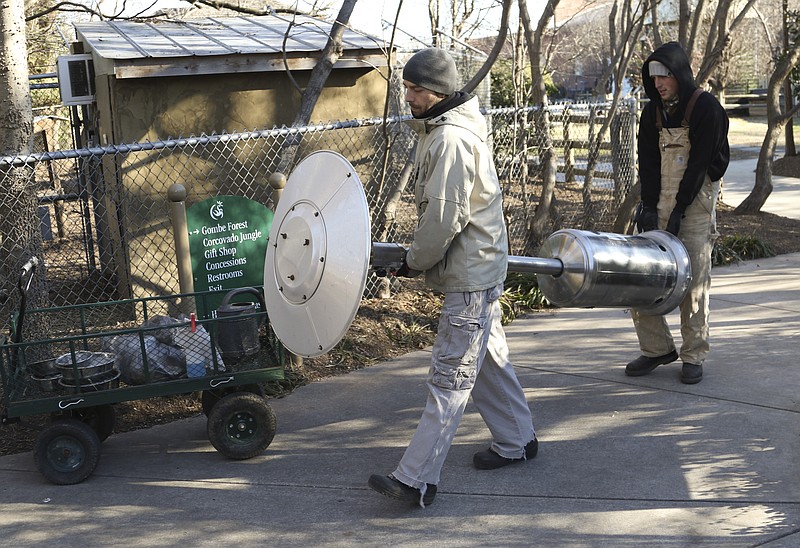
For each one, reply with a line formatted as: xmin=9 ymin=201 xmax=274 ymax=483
xmin=69 ymin=404 xmax=116 ymax=442
xmin=34 ymin=418 xmax=101 ymax=485
xmin=207 ymin=392 xmax=276 ymax=460
xmin=200 ymin=383 xmax=265 ymax=416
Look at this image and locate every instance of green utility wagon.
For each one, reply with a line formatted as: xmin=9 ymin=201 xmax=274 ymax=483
xmin=1 ymin=257 xmax=286 ymax=485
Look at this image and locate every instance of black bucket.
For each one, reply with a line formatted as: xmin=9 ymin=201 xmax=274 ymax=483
xmin=214 ymin=287 xmax=266 ymax=364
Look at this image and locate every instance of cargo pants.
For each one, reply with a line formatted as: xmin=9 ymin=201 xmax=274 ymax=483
xmin=391 ymin=285 xmax=536 ymax=496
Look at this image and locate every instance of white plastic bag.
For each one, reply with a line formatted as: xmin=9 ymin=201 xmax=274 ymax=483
xmin=173 ymin=313 xmax=225 ymax=377
xmin=102 ymin=333 xmax=185 ymax=385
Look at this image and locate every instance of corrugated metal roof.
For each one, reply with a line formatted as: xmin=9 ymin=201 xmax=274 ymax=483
xmin=75 ymin=15 xmax=384 ymax=60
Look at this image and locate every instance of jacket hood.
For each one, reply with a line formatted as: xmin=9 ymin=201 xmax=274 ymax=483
xmin=642 ymin=41 xmax=697 ymax=112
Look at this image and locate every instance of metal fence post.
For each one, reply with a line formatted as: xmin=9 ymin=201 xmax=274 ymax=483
xmin=563 ymin=104 xmax=575 ymax=183
xmin=628 ymin=95 xmax=639 ymax=186
xmin=268 ymin=172 xmax=286 ymax=206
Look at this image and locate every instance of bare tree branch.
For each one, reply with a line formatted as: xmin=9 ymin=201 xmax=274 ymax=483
xmin=461 ymin=0 xmax=512 ymax=93
xmin=695 ymin=0 xmax=758 ymax=85
xmin=26 ymin=0 xmax=311 ymax=22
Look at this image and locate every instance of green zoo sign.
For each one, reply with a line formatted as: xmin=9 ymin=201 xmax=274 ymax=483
xmin=186 ymin=196 xmax=273 ymax=313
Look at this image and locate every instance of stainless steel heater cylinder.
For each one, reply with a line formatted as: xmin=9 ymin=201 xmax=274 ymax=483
xmin=509 ymin=229 xmax=692 ymax=315
xmin=372 ymin=230 xmax=691 ymax=316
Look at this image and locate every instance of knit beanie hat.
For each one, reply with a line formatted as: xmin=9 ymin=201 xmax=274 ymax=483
xmin=402 ymin=48 xmax=459 ymax=96
xmin=648 ymin=60 xmax=672 ymax=77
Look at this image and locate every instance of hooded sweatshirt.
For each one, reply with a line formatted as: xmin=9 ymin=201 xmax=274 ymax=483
xmin=639 ymin=41 xmax=730 ymax=211
xmin=405 ymin=93 xmax=508 ymax=293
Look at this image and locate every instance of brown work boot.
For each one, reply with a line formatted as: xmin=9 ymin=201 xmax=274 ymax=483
xmin=625 ymin=350 xmax=678 ymax=377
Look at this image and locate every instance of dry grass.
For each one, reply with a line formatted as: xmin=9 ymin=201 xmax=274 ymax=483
xmin=727 ymin=115 xmax=800 ymax=159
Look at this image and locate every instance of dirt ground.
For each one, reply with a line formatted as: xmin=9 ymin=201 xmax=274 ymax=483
xmin=716 ymin=153 xmax=800 ymax=256
xmin=3 ymin=137 xmax=800 ymax=458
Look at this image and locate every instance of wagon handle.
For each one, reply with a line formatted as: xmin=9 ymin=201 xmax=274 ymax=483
xmin=19 ymin=256 xmax=39 ymax=295
xmin=12 ymin=256 xmax=39 ymax=345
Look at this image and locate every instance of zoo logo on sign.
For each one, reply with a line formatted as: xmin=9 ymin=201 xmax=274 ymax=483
xmin=210 ymin=201 xmax=224 ymax=221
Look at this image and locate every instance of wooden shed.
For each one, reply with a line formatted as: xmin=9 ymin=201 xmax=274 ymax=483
xmin=65 ymin=15 xmax=391 ymax=300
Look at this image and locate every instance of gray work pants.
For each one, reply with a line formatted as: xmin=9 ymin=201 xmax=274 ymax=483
xmin=392 ymin=285 xmax=536 ymax=491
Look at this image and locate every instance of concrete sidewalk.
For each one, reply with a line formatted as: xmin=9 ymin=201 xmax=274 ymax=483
xmin=1 ymin=252 xmax=798 ymax=546
xmin=720 ymin=155 xmax=800 ymax=220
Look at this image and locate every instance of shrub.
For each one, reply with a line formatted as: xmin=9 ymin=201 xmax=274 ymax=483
xmin=501 ymin=273 xmax=551 ymax=324
xmin=712 ymin=234 xmax=775 ymax=266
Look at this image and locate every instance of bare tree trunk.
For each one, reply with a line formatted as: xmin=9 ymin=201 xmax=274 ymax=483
xmin=520 ymin=0 xmax=560 ymax=252
xmin=651 ymin=0 xmax=664 ymax=47
xmin=428 ymin=0 xmax=441 ymax=47
xmin=449 ymin=0 xmax=475 ymax=43
xmin=783 ymin=0 xmax=796 ymax=157
xmin=593 ymin=0 xmax=649 ymax=98
xmin=276 ymin=0 xmax=358 ymax=174
xmin=493 ymin=20 xmax=535 ymax=255
xmin=614 ymin=179 xmax=641 ymax=234
xmin=583 ymin=0 xmax=648 ymax=229
xmin=1 ymin=0 xmax=46 ymax=336
xmin=733 ymin=49 xmax=800 ymax=214
xmin=683 ymin=0 xmax=707 ymax=60
xmin=374 ymin=154 xmax=415 ymax=242
xmin=735 ymin=46 xmax=800 ymax=214
xmin=740 ymin=129 xmax=780 ymax=213
xmin=784 ymin=80 xmax=797 ymax=157
xmin=0 ymin=0 xmax=31 ymax=154
xmin=372 ymin=1 xmax=404 ymax=241
xmin=461 ymin=0 xmax=512 ymax=94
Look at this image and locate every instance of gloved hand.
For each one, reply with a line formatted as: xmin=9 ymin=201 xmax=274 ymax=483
xmin=635 ymin=204 xmax=659 ymax=233
xmin=395 ymin=259 xmax=421 ymax=278
xmin=666 ymin=208 xmax=684 ymax=236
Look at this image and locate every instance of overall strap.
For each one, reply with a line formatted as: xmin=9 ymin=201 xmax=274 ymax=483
xmin=682 ymin=88 xmax=705 ymax=126
xmin=655 ymin=88 xmax=705 ymax=129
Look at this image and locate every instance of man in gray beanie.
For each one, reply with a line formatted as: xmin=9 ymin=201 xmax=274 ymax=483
xmin=368 ymin=47 xmax=538 ymax=507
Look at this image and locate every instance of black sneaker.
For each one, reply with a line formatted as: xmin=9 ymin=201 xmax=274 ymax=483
xmin=680 ymin=362 xmax=703 ymax=384
xmin=625 ymin=350 xmax=678 ymax=376
xmin=368 ymin=474 xmax=436 ymax=506
xmin=473 ymin=438 xmax=538 ymax=470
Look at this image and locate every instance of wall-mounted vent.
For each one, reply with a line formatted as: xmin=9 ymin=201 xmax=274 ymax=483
xmin=57 ymin=54 xmax=96 ymax=106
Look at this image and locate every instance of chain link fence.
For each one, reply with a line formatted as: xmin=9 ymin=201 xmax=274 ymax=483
xmin=1 ymin=99 xmax=639 ymax=333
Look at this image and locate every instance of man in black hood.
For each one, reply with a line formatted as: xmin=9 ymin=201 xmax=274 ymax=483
xmin=626 ymin=41 xmax=729 ymax=384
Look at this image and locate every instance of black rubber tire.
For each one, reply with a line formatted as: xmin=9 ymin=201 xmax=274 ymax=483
xmin=70 ymin=405 xmax=116 ymax=442
xmin=201 ymin=383 xmax=265 ymax=417
xmin=34 ymin=418 xmax=101 ymax=485
xmin=207 ymin=392 xmax=276 ymax=460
